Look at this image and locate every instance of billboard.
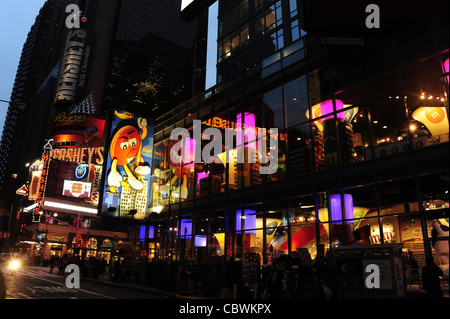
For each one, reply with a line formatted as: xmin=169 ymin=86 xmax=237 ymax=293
xmin=50 ymin=112 xmax=105 ymax=148
xmin=102 ymin=110 xmax=154 ymax=220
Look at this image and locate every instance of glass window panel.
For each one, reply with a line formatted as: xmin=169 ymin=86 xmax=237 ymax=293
xmin=240 ymin=26 xmax=249 ymax=44
xmin=377 ymin=178 xmax=417 ymax=217
xmin=284 ymin=76 xmax=308 ymax=127
xmin=232 ymin=33 xmax=240 ymax=49
xmin=367 ymin=93 xmax=410 ymax=160
xmin=266 ymin=13 xmax=276 ymax=31
xmin=405 ymin=78 xmax=449 ymax=147
xmin=287 ymin=123 xmax=314 ymax=176
xmin=263 ymin=86 xmax=284 ymax=129
xmin=289 ymin=0 xmax=297 ymax=13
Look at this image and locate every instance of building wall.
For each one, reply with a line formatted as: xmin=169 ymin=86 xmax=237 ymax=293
xmin=141 ymin=11 xmax=449 ymax=273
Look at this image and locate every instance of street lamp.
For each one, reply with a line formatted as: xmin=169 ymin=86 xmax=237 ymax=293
xmin=0 ymin=99 xmax=26 ymax=110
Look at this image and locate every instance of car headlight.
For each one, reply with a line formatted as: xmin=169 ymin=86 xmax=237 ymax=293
xmin=8 ymin=260 xmax=21 ymax=271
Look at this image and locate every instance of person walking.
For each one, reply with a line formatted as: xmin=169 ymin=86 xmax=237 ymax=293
xmin=422 ymin=257 xmax=444 ymax=298
xmin=49 ymin=256 xmax=56 ymax=274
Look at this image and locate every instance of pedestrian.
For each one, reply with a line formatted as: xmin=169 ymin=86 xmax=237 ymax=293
xmin=422 ymin=257 xmax=444 ymax=298
xmin=58 ymin=258 xmax=66 ymax=276
xmin=49 ymin=255 xmax=56 ymax=274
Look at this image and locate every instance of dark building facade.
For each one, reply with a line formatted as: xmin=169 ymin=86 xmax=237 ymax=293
xmin=127 ymin=0 xmax=449 ymax=298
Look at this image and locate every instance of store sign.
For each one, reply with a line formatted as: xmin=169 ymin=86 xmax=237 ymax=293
xmin=369 ymin=232 xmax=394 ymax=244
xmin=63 ymin=180 xmax=91 ymax=198
xmin=55 ymin=29 xmax=87 ymax=102
xmin=85 ymin=164 xmax=102 ymax=205
xmin=16 ymin=184 xmax=28 ymax=196
xmin=102 ymin=110 xmax=154 ymax=220
xmin=51 ymin=113 xmax=105 ymax=148
xmin=33 ymin=152 xmax=51 ymax=222
xmin=50 ymin=147 xmax=104 ymax=165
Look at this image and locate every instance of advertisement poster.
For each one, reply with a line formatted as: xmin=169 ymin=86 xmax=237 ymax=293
xmin=102 ymin=110 xmax=154 ymax=220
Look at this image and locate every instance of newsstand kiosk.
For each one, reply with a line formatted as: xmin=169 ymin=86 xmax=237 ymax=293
xmin=334 ymin=244 xmax=405 ymax=298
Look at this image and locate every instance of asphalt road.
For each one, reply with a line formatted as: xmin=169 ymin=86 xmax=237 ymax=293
xmin=0 ymin=264 xmax=172 ymax=299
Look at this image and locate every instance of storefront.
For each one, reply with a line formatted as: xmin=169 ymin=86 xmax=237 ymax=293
xmin=130 ymin=11 xmax=449 ymax=297
xmin=19 ymin=220 xmax=127 ymax=264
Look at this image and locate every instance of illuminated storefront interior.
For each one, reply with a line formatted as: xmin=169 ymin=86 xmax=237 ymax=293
xmin=138 ymin=8 xmax=449 ymax=294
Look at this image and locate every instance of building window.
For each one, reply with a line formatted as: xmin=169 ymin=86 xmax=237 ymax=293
xmin=291 ymin=20 xmax=300 ymax=42
xmin=289 ymin=0 xmax=298 ymax=18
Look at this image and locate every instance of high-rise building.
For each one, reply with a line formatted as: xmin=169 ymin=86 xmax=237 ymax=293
xmin=0 ymin=0 xmax=73 ymax=222
xmin=1 ymin=0 xmax=208 ymax=261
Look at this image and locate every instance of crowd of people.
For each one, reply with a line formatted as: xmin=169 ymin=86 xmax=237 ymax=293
xmin=46 ymin=254 xmax=108 ymax=280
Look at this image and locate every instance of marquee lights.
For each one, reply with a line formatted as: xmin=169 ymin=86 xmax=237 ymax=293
xmin=43 ymin=200 xmax=98 ymax=214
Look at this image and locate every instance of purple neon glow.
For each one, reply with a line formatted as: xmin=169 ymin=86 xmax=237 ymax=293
xmin=330 ymin=194 xmax=354 ymax=224
xmin=236 ymin=209 xmax=257 ymax=234
xmin=236 ymin=112 xmax=256 ymax=150
xmin=195 ymin=235 xmax=207 ymax=247
xmin=139 ymin=225 xmax=146 ymax=241
xmin=320 ymin=99 xmax=345 ymax=121
xmin=444 ymin=58 xmax=449 ymax=84
xmin=149 ymin=225 xmax=155 ymax=238
xmin=180 ymin=219 xmax=193 ymax=236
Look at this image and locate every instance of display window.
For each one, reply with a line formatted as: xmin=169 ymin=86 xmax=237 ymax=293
xmin=366 ymin=92 xmax=410 ymax=160
xmin=287 ymin=123 xmax=315 ymax=176
xmin=406 ymin=78 xmax=449 ymax=147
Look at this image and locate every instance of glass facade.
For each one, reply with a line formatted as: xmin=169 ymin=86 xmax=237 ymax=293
xmin=137 ymin=2 xmax=449 ymax=297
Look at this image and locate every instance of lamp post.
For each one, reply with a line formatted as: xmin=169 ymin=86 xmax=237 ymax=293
xmin=0 ymin=99 xmax=26 ymax=109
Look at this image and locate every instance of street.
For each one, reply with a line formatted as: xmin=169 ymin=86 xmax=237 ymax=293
xmin=0 ymin=264 xmax=173 ymax=299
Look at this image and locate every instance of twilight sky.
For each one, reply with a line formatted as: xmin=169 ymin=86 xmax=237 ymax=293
xmin=0 ymin=1 xmax=47 ymax=132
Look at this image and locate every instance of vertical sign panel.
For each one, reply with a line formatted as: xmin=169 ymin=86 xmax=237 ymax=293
xmin=102 ymin=110 xmax=154 ymax=220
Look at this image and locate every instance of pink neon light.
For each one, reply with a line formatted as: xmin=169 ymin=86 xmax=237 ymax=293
xmin=320 ymin=99 xmax=345 ymax=120
xmin=444 ymin=58 xmax=449 ymax=84
xmin=182 ymin=137 xmax=196 ymax=164
xmin=236 ymin=112 xmax=256 ymax=149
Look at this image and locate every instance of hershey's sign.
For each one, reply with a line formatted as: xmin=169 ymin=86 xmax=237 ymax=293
xmin=55 ymin=29 xmax=87 ymax=102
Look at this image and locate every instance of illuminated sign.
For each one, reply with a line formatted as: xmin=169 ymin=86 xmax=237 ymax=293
xmin=102 ymin=110 xmax=154 ymax=220
xmin=51 ymin=113 xmax=105 ymax=148
xmin=63 ymin=180 xmax=92 ymax=198
xmin=55 ymin=29 xmax=87 ymax=102
xmin=33 ymin=151 xmax=51 ymax=222
xmin=75 ymin=164 xmax=89 ymax=179
xmin=50 ymin=147 xmax=104 ymax=165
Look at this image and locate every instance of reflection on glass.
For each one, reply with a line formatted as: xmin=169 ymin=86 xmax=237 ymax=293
xmin=284 ymin=76 xmax=308 ymax=127
xmin=263 ymin=86 xmax=284 ymax=129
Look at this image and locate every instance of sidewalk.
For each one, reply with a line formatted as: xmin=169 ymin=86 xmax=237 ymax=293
xmin=31 ymin=266 xmax=448 ymax=300
xmin=30 ymin=266 xmax=212 ymax=299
